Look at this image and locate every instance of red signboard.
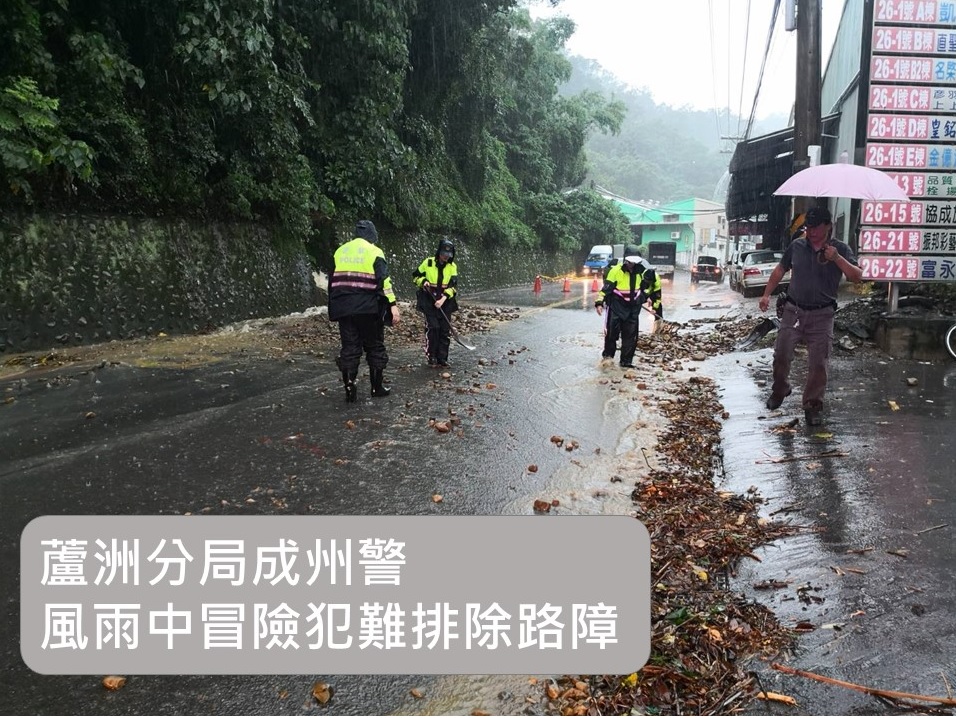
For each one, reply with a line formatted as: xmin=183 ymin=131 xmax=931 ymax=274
xmin=867 ymin=113 xmax=956 ymax=140
xmin=872 ymin=26 xmax=953 ymax=53
xmin=862 ymin=200 xmax=956 ymax=225
xmin=861 ymin=228 xmax=956 ymax=252
xmin=862 ymin=201 xmax=923 ymax=225
xmin=860 ymin=228 xmax=923 ymax=252
xmin=865 ymin=143 xmax=947 ymax=168
xmin=860 ymin=255 xmax=922 ymax=280
xmin=870 ymin=55 xmax=936 ymax=82
xmin=728 ymin=221 xmax=767 ymax=237
xmin=864 ymin=0 xmax=956 ymax=284
xmin=885 ymin=171 xmax=956 ymax=196
xmin=870 ymin=84 xmax=956 ymax=111
xmin=875 ymin=1 xmax=956 ymax=24
xmin=860 ymin=255 xmax=956 ymax=281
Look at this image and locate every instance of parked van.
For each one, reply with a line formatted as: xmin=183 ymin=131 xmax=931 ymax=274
xmin=583 ymin=244 xmax=613 ymax=275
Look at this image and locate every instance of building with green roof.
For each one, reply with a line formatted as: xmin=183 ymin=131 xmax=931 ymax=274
xmin=605 ymin=196 xmax=728 ymax=268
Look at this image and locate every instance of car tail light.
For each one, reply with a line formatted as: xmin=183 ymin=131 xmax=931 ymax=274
xmin=744 ymin=268 xmax=761 ymax=276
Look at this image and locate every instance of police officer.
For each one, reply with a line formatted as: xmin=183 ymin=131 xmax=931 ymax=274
xmin=594 ymin=246 xmax=662 ymax=368
xmin=328 ymin=220 xmax=401 ymax=402
xmin=413 ymin=238 xmax=459 ymax=366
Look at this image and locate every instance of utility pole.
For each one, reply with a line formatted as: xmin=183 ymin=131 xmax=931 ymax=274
xmin=792 ymin=0 xmax=822 ymax=218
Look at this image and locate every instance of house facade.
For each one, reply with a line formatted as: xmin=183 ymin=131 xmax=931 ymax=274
xmin=608 ymin=197 xmax=728 ymax=268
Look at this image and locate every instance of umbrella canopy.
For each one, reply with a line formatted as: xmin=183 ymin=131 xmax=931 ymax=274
xmin=773 ymin=162 xmax=910 ymax=201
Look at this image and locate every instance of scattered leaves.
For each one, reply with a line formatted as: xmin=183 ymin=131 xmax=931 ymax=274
xmin=101 ymin=675 xmax=126 ymax=691
xmin=311 ymin=682 xmax=331 ymax=704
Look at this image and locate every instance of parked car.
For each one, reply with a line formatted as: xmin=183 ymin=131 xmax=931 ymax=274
xmin=582 ymin=244 xmax=613 ymax=275
xmin=729 ymin=250 xmax=790 ymax=297
xmin=690 ymin=255 xmax=723 ymax=283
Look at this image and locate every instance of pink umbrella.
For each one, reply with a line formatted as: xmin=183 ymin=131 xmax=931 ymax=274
xmin=773 ymin=161 xmax=910 ymax=201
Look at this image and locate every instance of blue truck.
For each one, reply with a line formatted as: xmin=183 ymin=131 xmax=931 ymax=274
xmin=582 ymin=244 xmax=613 ymax=275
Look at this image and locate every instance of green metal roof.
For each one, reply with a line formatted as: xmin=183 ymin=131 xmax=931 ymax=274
xmin=609 ymin=198 xmax=701 ymax=225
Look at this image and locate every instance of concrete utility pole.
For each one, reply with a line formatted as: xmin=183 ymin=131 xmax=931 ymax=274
xmin=793 ymin=0 xmax=822 ymax=217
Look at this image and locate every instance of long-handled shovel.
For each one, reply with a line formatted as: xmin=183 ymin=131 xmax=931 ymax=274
xmin=734 ymin=316 xmax=780 ymax=350
xmin=440 ymin=309 xmax=476 ymax=351
xmin=639 ymin=303 xmax=679 ymax=335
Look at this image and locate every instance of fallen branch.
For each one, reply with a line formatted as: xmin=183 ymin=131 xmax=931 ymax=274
xmin=769 ymin=502 xmax=803 ymax=516
xmin=915 ymin=523 xmax=948 ymax=536
xmin=771 ymin=662 xmax=956 ymax=707
xmin=756 ymin=450 xmax=850 ymax=464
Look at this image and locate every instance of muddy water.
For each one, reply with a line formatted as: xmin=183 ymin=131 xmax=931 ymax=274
xmin=706 ymin=336 xmax=956 ymax=714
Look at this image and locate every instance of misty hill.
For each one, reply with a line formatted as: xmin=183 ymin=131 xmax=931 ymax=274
xmin=562 ymin=56 xmax=791 ymax=204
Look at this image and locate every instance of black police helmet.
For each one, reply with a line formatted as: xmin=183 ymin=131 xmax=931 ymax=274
xmin=437 ymin=238 xmax=455 ymax=261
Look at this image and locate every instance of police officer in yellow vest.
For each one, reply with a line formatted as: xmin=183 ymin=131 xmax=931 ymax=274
xmin=413 ymin=238 xmax=459 ymax=366
xmin=594 ymin=246 xmax=662 ymax=368
xmin=328 ymin=220 xmax=401 ymax=402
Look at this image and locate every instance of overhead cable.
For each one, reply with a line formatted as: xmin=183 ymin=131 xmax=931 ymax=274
xmin=744 ymin=0 xmax=782 ymax=140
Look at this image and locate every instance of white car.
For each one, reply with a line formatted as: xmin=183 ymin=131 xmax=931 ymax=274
xmin=732 ymin=250 xmax=790 ymax=298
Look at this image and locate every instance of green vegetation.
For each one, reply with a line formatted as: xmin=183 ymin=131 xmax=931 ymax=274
xmin=562 ymin=57 xmax=732 ymax=204
xmin=0 ymin=0 xmax=634 ymax=254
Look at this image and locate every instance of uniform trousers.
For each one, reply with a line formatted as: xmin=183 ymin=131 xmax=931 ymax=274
xmin=336 ymin=314 xmax=388 ymax=373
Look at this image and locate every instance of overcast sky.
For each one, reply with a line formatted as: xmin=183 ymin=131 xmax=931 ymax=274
xmin=530 ymin=0 xmax=843 ymax=125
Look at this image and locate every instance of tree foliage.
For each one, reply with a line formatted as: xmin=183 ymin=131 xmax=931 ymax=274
xmin=0 ymin=0 xmax=628 ymax=253
xmin=562 ymin=56 xmax=732 ymax=204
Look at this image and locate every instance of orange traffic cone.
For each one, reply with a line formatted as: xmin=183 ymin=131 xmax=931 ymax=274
xmin=533 ymin=275 xmax=542 ymax=293
xmin=562 ymin=276 xmax=571 ymax=293
xmin=590 ymin=277 xmax=599 ymax=292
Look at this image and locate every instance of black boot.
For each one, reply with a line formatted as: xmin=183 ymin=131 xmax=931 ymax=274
xmin=370 ymin=368 xmax=391 ymax=397
xmin=342 ymin=369 xmax=357 ymax=403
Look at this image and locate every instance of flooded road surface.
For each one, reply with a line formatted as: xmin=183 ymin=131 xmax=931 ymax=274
xmin=704 ymin=316 xmax=956 ymax=710
xmin=3 ymin=269 xmax=953 ymax=715
xmin=0 ymin=275 xmax=664 ymax=715
xmin=511 ymin=274 xmax=956 ymax=714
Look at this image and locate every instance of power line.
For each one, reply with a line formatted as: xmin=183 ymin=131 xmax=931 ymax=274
xmin=744 ymin=0 xmax=782 ymax=140
xmin=707 ymin=0 xmax=724 ymax=150
xmin=736 ymin=0 xmax=753 ymax=140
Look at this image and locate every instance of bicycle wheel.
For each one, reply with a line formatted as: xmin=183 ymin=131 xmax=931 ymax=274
xmin=947 ymin=323 xmax=956 ymax=360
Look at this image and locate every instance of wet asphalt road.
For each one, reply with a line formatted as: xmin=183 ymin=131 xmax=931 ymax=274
xmin=2 ymin=272 xmax=955 ymax=715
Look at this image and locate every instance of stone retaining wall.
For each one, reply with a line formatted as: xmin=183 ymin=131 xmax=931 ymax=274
xmin=0 ymin=215 xmax=575 ymax=353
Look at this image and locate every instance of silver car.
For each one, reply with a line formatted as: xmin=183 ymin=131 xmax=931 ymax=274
xmin=731 ymin=250 xmax=790 ymax=298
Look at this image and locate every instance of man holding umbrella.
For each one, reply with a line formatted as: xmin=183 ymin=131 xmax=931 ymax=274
xmin=758 ymin=206 xmax=863 ymax=426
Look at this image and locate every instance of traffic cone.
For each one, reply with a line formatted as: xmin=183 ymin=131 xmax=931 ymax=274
xmin=562 ymin=276 xmax=571 ymax=293
xmin=533 ymin=275 xmax=542 ymax=293
xmin=590 ymin=277 xmax=599 ymax=292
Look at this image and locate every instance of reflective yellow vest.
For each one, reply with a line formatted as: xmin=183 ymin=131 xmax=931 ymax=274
xmin=598 ymin=263 xmax=662 ymax=313
xmin=413 ymin=257 xmax=458 ymax=299
xmin=329 ymin=237 xmax=395 ymax=321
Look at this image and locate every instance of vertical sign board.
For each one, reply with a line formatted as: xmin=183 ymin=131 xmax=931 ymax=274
xmin=863 ymin=0 xmax=956 ymax=282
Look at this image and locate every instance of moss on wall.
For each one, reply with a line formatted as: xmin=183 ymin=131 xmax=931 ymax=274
xmin=0 ymin=214 xmax=316 ymax=352
xmin=0 ymin=215 xmax=576 ymax=353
